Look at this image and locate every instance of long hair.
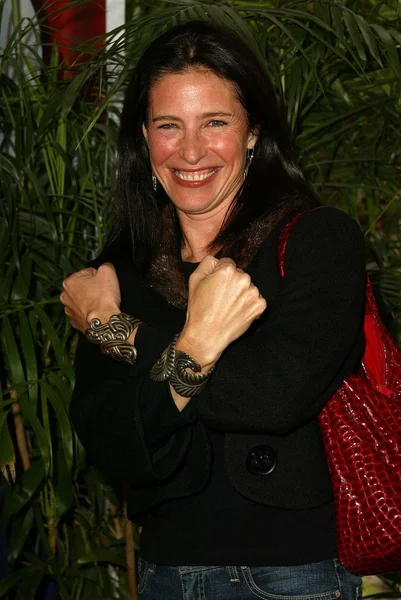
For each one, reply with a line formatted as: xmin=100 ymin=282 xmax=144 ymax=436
xmin=99 ymin=20 xmax=319 ymax=306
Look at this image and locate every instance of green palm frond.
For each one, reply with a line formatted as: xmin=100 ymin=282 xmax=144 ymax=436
xmin=0 ymin=1 xmax=400 ymax=597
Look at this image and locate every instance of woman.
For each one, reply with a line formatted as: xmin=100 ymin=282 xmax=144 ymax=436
xmin=61 ymin=20 xmax=366 ymax=600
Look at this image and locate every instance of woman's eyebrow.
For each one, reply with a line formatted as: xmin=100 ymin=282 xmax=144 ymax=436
xmin=152 ymin=111 xmax=233 ymax=123
xmin=201 ymin=112 xmax=233 ymax=119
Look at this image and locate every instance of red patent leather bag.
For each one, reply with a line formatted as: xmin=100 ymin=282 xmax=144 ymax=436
xmin=279 ymin=211 xmax=401 ymax=576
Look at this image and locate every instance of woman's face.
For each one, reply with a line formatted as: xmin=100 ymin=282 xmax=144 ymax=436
xmin=143 ymin=68 xmax=257 ymax=219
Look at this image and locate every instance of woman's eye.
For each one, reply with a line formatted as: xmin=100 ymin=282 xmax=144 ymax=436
xmin=158 ymin=123 xmax=176 ymax=130
xmin=208 ymin=120 xmax=226 ymax=127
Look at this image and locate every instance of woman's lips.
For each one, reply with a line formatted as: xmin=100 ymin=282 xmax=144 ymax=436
xmin=171 ymin=168 xmax=220 ymax=187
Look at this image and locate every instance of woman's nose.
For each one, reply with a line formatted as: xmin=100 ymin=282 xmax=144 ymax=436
xmin=180 ymin=131 xmax=207 ymax=164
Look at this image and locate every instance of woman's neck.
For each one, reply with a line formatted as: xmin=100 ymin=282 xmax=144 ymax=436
xmin=177 ymin=205 xmax=228 ymax=262
xmin=179 ymin=218 xmax=220 ymax=262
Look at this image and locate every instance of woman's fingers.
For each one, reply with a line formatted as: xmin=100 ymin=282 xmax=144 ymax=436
xmin=100 ymin=262 xmax=116 ymax=271
xmin=62 ymin=267 xmax=97 ymax=288
xmin=184 ymin=254 xmax=267 ymax=363
xmin=73 ymin=267 xmax=97 ymax=278
xmin=214 ymin=257 xmax=237 ymax=267
xmin=191 ymin=255 xmax=219 ymax=278
xmin=60 ymin=262 xmax=121 ymax=333
xmin=212 ymin=257 xmax=237 ymax=275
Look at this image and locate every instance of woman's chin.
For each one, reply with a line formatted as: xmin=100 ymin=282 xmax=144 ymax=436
xmin=172 ymin=197 xmax=216 ymax=215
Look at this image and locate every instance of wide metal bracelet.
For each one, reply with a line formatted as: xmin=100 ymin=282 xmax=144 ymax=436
xmin=150 ymin=334 xmax=215 ymax=396
xmin=85 ymin=313 xmax=142 ymax=366
xmin=100 ymin=339 xmax=138 ymax=366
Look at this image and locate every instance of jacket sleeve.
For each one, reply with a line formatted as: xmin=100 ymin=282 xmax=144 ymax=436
xmin=195 ymin=207 xmax=366 ymax=435
xmin=69 ymin=323 xmax=197 ymax=486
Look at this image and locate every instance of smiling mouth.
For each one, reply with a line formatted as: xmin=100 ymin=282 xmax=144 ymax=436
xmin=173 ymin=168 xmax=219 ymax=181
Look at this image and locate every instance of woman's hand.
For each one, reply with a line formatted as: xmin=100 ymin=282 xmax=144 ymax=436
xmin=177 ymin=256 xmax=267 ymax=370
xmin=60 ymin=263 xmax=121 ymax=333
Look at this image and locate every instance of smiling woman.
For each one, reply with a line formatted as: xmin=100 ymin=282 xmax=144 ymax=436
xmin=142 ymin=69 xmax=257 ymax=259
xmin=60 ymin=20 xmax=366 ymax=600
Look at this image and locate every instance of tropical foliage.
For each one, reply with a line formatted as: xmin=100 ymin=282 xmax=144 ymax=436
xmin=0 ymin=0 xmax=400 ymax=598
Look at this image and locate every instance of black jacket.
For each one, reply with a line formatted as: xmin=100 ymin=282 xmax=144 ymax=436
xmin=70 ymin=207 xmax=366 ymax=520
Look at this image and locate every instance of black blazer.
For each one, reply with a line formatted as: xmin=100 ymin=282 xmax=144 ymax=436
xmin=70 ymin=207 xmax=366 ymax=520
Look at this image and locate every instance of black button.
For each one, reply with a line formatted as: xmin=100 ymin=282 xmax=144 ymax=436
xmin=246 ymin=445 xmax=277 ymax=475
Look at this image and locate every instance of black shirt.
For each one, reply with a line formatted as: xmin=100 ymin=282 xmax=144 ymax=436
xmin=70 ymin=207 xmax=366 ymax=567
xmin=139 ymin=260 xmax=338 ymax=566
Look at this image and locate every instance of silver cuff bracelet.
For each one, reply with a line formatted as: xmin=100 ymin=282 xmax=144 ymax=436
xmin=85 ymin=313 xmax=142 ymax=366
xmin=150 ymin=334 xmax=215 ymax=397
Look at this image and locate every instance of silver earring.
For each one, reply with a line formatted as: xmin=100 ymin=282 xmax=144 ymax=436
xmin=152 ymin=175 xmax=157 ymax=192
xmin=244 ymin=147 xmax=254 ymax=179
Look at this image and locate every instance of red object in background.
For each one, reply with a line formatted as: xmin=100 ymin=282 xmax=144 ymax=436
xmin=32 ymin=0 xmax=106 ymax=76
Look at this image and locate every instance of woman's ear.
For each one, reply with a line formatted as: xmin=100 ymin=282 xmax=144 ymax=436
xmin=142 ymin=123 xmax=149 ymax=143
xmin=247 ymin=128 xmax=259 ymax=150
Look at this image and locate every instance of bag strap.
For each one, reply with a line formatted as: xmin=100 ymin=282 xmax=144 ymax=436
xmin=278 ymin=213 xmax=302 ymax=277
xmin=278 ymin=208 xmax=322 ymax=277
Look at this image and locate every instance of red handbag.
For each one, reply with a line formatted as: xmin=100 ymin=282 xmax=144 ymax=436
xmin=278 ymin=210 xmax=401 ymax=576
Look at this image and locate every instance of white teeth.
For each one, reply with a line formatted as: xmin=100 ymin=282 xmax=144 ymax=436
xmin=174 ymin=169 xmax=217 ymax=181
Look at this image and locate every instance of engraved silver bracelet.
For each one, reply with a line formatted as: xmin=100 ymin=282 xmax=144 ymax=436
xmin=150 ymin=334 xmax=215 ymax=396
xmin=85 ymin=312 xmax=142 ymax=366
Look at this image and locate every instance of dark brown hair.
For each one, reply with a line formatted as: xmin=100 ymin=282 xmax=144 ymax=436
xmin=98 ymin=20 xmax=319 ymax=307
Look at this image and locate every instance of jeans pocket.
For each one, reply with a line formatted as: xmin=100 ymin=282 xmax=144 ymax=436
xmin=333 ymin=559 xmax=362 ymax=600
xmin=137 ymin=557 xmax=154 ymax=595
xmin=241 ymin=561 xmax=342 ymax=600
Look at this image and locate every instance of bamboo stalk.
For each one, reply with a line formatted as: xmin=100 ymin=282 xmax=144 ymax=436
xmin=11 ymin=390 xmax=31 ymax=472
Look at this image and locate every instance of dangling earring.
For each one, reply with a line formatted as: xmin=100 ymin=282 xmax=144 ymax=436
xmin=244 ymin=147 xmax=254 ymax=179
xmin=152 ymin=174 xmax=157 ymax=192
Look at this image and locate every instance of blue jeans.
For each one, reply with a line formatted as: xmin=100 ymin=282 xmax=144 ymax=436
xmin=137 ymin=557 xmax=362 ymax=600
